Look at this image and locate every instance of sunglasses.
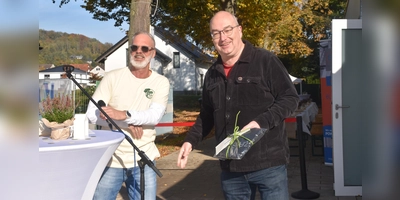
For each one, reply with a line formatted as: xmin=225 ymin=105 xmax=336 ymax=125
xmin=130 ymin=45 xmax=155 ymax=53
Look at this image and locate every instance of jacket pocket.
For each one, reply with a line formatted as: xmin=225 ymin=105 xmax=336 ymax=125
xmin=235 ymin=76 xmax=270 ymax=106
xmin=206 ymin=82 xmax=223 ymax=110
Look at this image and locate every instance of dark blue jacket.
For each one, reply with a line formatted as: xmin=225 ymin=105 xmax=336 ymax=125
xmin=185 ymin=40 xmax=299 ymax=172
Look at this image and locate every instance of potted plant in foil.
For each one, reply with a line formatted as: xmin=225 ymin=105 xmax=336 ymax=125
xmin=39 ymin=94 xmax=75 ymax=140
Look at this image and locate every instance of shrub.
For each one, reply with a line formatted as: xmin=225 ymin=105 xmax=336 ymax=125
xmin=39 ymin=94 xmax=75 ymax=124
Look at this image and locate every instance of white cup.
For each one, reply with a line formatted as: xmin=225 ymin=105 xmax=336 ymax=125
xmin=73 ymin=114 xmax=89 ymax=139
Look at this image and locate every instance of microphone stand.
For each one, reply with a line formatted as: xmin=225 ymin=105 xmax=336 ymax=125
xmin=63 ymin=65 xmax=162 ymax=200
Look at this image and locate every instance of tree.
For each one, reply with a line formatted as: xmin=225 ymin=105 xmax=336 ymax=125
xmin=153 ymin=0 xmax=347 ymax=82
xmin=53 ymin=0 xmax=152 ymax=46
xmin=53 ymin=0 xmax=345 ymax=55
xmin=39 ymin=29 xmax=112 ymax=66
xmin=52 ymin=0 xmax=347 ymax=79
xmin=128 ymin=0 xmax=152 ymax=45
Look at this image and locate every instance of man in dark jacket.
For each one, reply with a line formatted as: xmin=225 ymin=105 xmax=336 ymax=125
xmin=177 ymin=11 xmax=299 ymax=200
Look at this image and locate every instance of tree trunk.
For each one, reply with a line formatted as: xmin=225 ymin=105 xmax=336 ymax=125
xmin=128 ymin=0 xmax=152 ymax=46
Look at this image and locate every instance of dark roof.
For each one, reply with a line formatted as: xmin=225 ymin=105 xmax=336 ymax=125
xmin=70 ymin=63 xmax=91 ymax=72
xmin=95 ymin=27 xmax=214 ymax=64
xmin=156 ymin=49 xmax=172 ymax=64
xmin=39 ymin=65 xmax=88 ymax=74
xmin=95 ymin=36 xmax=172 ymax=65
xmin=154 ymin=28 xmax=214 ymax=63
xmin=95 ymin=36 xmax=129 ymax=63
xmin=39 ymin=64 xmax=54 ymax=69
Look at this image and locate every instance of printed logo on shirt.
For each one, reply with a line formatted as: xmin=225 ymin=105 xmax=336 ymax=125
xmin=144 ymin=88 xmax=155 ymax=99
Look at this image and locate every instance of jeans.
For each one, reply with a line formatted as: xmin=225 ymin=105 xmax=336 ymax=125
xmin=93 ymin=161 xmax=157 ymax=200
xmin=221 ymin=164 xmax=289 ymax=200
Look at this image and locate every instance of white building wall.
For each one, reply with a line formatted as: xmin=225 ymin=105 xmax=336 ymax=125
xmin=90 ymin=66 xmax=105 ymax=77
xmin=153 ymin=36 xmax=203 ymax=93
xmin=39 ymin=72 xmax=90 ymax=85
xmin=39 ymin=72 xmax=62 ymax=79
xmin=151 ymin=59 xmax=164 ymax=75
xmin=104 ymin=45 xmax=129 ymax=72
xmin=103 ymin=29 xmax=210 ymax=93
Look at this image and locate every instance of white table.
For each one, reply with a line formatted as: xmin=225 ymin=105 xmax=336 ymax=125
xmin=39 ymin=130 xmax=124 ymax=200
xmin=286 ymin=102 xmax=319 ymax=139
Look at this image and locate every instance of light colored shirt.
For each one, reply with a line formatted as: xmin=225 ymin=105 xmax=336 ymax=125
xmin=86 ymin=67 xmax=170 ymax=168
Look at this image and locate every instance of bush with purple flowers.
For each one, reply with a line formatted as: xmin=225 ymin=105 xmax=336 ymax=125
xmin=39 ymin=94 xmax=75 ymax=124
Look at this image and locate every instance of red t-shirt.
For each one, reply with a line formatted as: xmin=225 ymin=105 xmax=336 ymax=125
xmin=223 ymin=63 xmax=234 ymax=77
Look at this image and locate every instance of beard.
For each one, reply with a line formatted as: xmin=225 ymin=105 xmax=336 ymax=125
xmin=130 ymin=53 xmax=152 ymax=69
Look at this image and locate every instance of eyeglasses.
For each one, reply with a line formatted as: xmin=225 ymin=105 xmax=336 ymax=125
xmin=130 ymin=45 xmax=155 ymax=53
xmin=210 ymin=25 xmax=240 ymax=40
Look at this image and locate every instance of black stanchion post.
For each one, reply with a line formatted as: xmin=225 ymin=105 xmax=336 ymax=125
xmin=138 ymin=160 xmax=145 ymax=198
xmin=291 ymin=116 xmax=320 ymax=199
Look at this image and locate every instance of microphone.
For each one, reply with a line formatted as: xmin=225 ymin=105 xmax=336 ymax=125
xmin=98 ymin=100 xmax=113 ymax=130
xmin=98 ymin=100 xmax=106 ymax=107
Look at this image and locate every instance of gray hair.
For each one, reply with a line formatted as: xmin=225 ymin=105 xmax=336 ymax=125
xmin=210 ymin=11 xmax=240 ymax=26
xmin=131 ymin=31 xmax=156 ymax=47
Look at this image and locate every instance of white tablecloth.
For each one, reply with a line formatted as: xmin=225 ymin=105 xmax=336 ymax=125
xmin=39 ymin=130 xmax=124 ymax=200
xmin=286 ymin=102 xmax=319 ymax=139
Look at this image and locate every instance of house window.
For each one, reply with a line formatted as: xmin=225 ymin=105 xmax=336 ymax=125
xmin=173 ymin=52 xmax=180 ymax=68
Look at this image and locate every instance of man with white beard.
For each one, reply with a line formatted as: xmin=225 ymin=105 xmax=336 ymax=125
xmin=86 ymin=31 xmax=170 ymax=200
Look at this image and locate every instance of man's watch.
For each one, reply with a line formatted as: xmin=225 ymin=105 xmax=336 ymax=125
xmin=126 ymin=110 xmax=131 ymax=119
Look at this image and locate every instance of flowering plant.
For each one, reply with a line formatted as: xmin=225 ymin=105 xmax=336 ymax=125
xmin=39 ymin=94 xmax=75 ymax=124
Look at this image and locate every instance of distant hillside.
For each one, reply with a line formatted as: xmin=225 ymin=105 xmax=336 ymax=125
xmin=39 ymin=29 xmax=114 ymax=67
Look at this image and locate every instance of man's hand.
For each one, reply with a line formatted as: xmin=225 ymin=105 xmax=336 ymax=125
xmin=128 ymin=124 xmax=143 ymax=139
xmin=99 ymin=106 xmax=126 ymax=120
xmin=177 ymin=142 xmax=192 ymax=169
xmin=241 ymin=120 xmax=260 ymax=131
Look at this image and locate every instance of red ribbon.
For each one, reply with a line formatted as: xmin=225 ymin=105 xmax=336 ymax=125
xmin=156 ymin=122 xmax=195 ymax=127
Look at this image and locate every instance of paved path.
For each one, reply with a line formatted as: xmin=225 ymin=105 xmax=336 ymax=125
xmin=116 ymin=137 xmax=362 ymax=200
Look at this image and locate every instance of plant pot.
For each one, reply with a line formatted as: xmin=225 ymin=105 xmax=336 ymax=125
xmin=50 ymin=126 xmax=71 ymax=140
xmin=41 ymin=118 xmax=74 ymax=140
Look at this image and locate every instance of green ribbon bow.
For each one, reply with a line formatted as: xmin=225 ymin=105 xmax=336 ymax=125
xmin=225 ymin=111 xmax=253 ymax=158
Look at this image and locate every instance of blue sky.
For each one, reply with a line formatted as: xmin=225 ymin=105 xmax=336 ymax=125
xmin=39 ymin=0 xmax=128 ymax=44
xmin=0 ymin=1 xmax=36 ymax=32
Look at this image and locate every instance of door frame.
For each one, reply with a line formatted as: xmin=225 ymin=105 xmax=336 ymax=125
xmin=331 ymin=19 xmax=362 ymax=196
